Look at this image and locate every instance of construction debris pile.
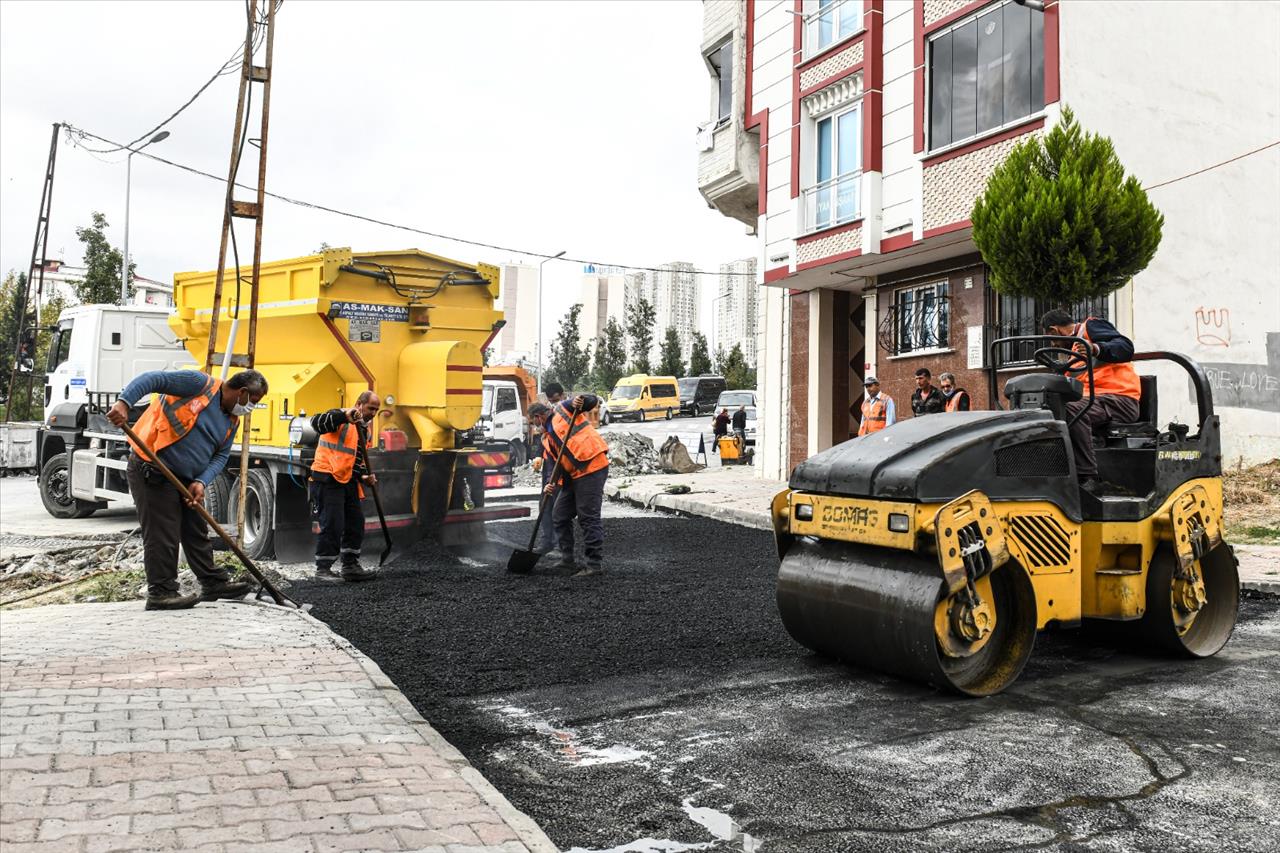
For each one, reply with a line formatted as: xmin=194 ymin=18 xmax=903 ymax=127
xmin=605 ymin=432 xmax=660 ymax=477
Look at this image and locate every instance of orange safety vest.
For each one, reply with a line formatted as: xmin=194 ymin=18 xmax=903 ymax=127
xmin=129 ymin=373 xmax=237 ymax=457
xmin=858 ymin=395 xmax=890 ymax=436
xmin=1076 ymin=319 xmax=1141 ymax=400
xmin=945 ymin=390 xmax=968 ymax=413
xmin=311 ymin=422 xmax=374 ymax=485
xmin=542 ymin=403 xmax=609 ymax=479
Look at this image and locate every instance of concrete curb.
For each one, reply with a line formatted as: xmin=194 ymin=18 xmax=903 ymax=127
xmin=241 ymin=598 xmax=559 ymax=853
xmin=604 ymin=482 xmax=774 ymax=531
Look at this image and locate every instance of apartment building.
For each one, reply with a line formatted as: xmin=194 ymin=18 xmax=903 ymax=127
xmin=717 ymin=257 xmax=760 ymax=365
xmin=497 ymin=263 xmax=540 ymax=362
xmin=698 ymin=0 xmax=1280 ymax=479
xmin=579 ymin=265 xmax=629 ymax=350
xmin=650 ymin=262 xmax=701 ymax=362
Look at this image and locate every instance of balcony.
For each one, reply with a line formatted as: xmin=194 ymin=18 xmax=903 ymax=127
xmin=801 ymin=172 xmax=861 ymax=235
xmin=697 ymin=119 xmax=760 ymax=231
xmin=803 ymin=0 xmax=864 ymax=61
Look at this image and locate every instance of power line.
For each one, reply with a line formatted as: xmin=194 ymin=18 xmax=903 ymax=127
xmin=60 ymin=124 xmax=759 ymax=278
xmin=1143 ymin=139 xmax=1280 ymax=192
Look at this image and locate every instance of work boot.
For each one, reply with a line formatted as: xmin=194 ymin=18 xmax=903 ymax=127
xmin=342 ymin=561 xmax=379 ymax=582
xmin=552 ymin=557 xmax=576 ymax=572
xmin=200 ymin=578 xmax=253 ymax=602
xmin=314 ymin=564 xmax=342 ymax=583
xmin=1079 ymin=477 xmax=1106 ymax=496
xmin=572 ymin=564 xmax=603 ymax=578
xmin=145 ymin=592 xmax=199 ymax=611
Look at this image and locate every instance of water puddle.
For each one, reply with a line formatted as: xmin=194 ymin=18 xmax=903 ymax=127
xmin=490 ymin=704 xmax=653 ymax=767
xmin=561 ymin=799 xmax=760 ymax=853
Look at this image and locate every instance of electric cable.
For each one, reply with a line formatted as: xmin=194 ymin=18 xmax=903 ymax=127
xmin=1142 ymin=139 xmax=1280 ymax=192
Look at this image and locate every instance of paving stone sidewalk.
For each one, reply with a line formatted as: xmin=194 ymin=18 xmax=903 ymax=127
xmin=605 ymin=467 xmax=1280 ymax=592
xmin=0 ymin=601 xmax=556 ymax=853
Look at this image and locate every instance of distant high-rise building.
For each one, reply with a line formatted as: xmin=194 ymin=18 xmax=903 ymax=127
xmin=497 ymin=263 xmax=539 ymax=362
xmin=716 ymin=258 xmax=759 ymax=366
xmin=623 ymin=271 xmax=648 ymax=314
xmin=579 ymin=270 xmax=628 ymax=351
xmin=650 ymin=262 xmax=699 ymax=364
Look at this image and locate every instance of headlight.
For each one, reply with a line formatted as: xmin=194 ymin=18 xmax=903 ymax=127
xmin=794 ymin=503 xmax=813 ymax=521
xmin=888 ymin=513 xmax=910 ymax=532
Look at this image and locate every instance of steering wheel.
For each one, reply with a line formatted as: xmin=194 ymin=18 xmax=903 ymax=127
xmin=1033 ymin=346 xmax=1090 ymax=375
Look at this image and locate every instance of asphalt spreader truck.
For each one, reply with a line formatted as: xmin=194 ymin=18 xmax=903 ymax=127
xmin=36 ymin=247 xmax=527 ymax=561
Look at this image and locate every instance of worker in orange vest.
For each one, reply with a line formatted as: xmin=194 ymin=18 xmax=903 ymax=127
xmin=107 ymin=369 xmax=268 ymax=610
xmin=309 ymin=390 xmax=381 ymax=582
xmin=532 ymin=394 xmax=609 ymax=577
xmin=1041 ymin=309 xmax=1142 ymax=492
xmin=939 ymin=372 xmax=971 ymax=412
xmin=857 ymin=377 xmax=896 ymax=436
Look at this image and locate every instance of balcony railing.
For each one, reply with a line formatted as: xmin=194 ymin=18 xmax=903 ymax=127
xmin=801 ymin=172 xmax=861 ymax=235
xmin=804 ymin=0 xmax=863 ymax=60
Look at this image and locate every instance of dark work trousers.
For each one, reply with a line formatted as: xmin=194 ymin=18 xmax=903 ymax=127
xmin=126 ymin=455 xmax=229 ymax=597
xmin=553 ymin=466 xmax=608 ymax=568
xmin=536 ymin=456 xmax=557 ymax=552
xmin=1066 ymin=394 xmax=1141 ymax=478
xmin=310 ymin=477 xmax=365 ymax=569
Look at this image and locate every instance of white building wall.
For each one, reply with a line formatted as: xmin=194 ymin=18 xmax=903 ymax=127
xmin=498 ymin=263 xmax=539 ymax=361
xmin=578 ymin=273 xmax=628 ymax=351
xmin=880 ymin=0 xmax=918 ymax=235
xmin=1062 ymin=0 xmax=1280 ymax=464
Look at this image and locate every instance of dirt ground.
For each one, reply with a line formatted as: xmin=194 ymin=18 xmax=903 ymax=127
xmin=1223 ymin=458 xmax=1280 ymax=543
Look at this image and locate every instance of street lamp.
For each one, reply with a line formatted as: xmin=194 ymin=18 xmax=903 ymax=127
xmin=711 ymin=286 xmax=733 ymax=356
xmin=536 ymin=250 xmax=566 ymax=395
xmin=121 ymin=130 xmax=171 ymax=304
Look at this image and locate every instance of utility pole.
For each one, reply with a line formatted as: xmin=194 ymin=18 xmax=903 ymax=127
xmin=536 ymin=250 xmax=566 ymax=395
xmin=121 ymin=131 xmax=171 ymax=305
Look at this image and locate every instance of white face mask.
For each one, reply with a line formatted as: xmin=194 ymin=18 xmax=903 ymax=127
xmin=231 ymin=394 xmax=254 ymax=417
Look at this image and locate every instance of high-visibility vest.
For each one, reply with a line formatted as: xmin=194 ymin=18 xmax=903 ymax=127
xmin=129 ymin=373 xmax=236 ymax=457
xmin=945 ymin=390 xmax=968 ymax=412
xmin=858 ymin=395 xmax=890 ymax=436
xmin=1076 ymin=319 xmax=1141 ymax=400
xmin=311 ymin=422 xmax=373 ymax=485
xmin=542 ymin=403 xmax=609 ymax=479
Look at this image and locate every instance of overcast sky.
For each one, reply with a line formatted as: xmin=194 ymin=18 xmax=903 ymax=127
xmin=0 ymin=0 xmax=756 ymax=343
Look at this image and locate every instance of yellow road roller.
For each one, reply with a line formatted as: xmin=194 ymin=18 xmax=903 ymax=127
xmin=772 ymin=336 xmax=1239 ymax=696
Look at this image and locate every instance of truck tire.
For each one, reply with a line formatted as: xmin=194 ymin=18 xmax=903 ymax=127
xmin=665 ymin=408 xmax=673 ymax=420
xmin=226 ymin=468 xmax=275 ymax=561
xmin=39 ymin=453 xmax=98 ymax=520
xmin=508 ymin=439 xmax=527 ymax=468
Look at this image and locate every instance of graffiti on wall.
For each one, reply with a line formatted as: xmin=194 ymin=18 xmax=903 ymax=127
xmin=1192 ymin=332 xmax=1280 ymax=413
xmin=1194 ymin=307 xmax=1232 ymax=347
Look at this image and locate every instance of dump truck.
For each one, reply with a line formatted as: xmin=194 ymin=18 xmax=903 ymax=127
xmin=478 ymin=365 xmax=537 ymax=486
xmin=37 ymin=247 xmax=528 ymax=561
xmin=772 ymin=336 xmax=1238 ymax=696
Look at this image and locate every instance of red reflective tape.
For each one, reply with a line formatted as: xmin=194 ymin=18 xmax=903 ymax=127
xmin=446 ymin=388 xmax=482 ymax=395
xmin=447 ymin=365 xmax=483 ymax=371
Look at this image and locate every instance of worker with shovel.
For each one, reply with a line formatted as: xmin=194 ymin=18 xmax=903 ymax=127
xmin=108 ymin=369 xmax=267 ymax=610
xmin=309 ymin=391 xmax=381 ymax=582
xmin=529 ymin=395 xmax=609 ymax=576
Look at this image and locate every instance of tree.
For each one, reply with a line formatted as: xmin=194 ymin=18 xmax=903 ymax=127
xmin=713 ymin=343 xmax=727 ymax=376
xmin=971 ymin=106 xmax=1164 ymax=303
xmin=0 ymin=282 xmax=67 ymax=420
xmin=689 ymin=331 xmax=713 ymax=376
xmin=591 ymin=317 xmax=628 ymax=392
xmin=721 ymin=343 xmax=755 ymax=391
xmin=73 ymin=211 xmax=130 ymax=305
xmin=625 ymin=297 xmax=655 ymax=374
xmin=544 ymin=303 xmax=590 ymax=391
xmin=657 ymin=326 xmax=685 ymax=377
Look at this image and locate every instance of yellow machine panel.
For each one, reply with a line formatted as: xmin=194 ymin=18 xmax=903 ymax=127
xmin=171 ymin=248 xmax=502 ymax=452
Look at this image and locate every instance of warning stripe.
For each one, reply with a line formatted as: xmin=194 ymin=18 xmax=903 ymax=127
xmin=447 ymin=365 xmax=484 ymax=372
xmin=446 ymin=388 xmax=482 ymax=395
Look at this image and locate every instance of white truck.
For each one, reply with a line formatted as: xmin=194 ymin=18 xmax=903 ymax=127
xmin=36 ymin=304 xmax=192 ymax=518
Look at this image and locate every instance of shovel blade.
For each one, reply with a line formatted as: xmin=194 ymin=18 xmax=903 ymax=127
xmin=507 ymin=547 xmax=541 ymax=574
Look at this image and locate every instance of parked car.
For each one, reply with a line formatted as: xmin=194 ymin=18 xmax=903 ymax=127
xmin=606 ymin=374 xmax=680 ymax=422
xmin=678 ymin=375 xmax=726 ymax=416
xmin=715 ymin=389 xmax=757 ymax=445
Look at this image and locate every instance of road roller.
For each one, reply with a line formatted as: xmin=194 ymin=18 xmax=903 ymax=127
xmin=772 ymin=335 xmax=1239 ymax=696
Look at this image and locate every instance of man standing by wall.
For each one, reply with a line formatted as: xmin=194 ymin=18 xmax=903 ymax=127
xmin=107 ymin=369 xmax=268 ymax=610
xmin=540 ymin=394 xmax=609 ymax=577
xmin=1041 ymin=309 xmax=1142 ymax=490
xmin=857 ymin=377 xmax=895 ymax=436
xmin=310 ymin=390 xmax=381 ymax=582
xmin=939 ymin=372 xmax=971 ymax=412
xmin=910 ymin=368 xmax=945 ymax=417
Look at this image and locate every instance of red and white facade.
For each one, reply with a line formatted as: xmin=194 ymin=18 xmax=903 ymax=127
xmin=698 ymin=0 xmax=1280 ymax=479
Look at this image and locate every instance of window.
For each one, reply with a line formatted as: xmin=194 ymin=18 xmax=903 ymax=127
xmin=928 ymin=0 xmax=1043 ymax=152
xmin=47 ymin=322 xmax=73 ymax=372
xmin=652 ymin=383 xmax=678 ymax=399
xmin=810 ymin=0 xmax=860 ymax=55
xmin=805 ymin=104 xmax=862 ymax=233
xmin=708 ymin=40 xmax=733 ymax=125
xmin=495 ymin=387 xmax=518 ymax=413
xmin=893 ymin=282 xmax=950 ymax=354
xmin=994 ymin=293 xmax=1110 ymax=367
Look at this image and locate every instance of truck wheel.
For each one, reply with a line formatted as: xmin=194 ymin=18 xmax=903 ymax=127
xmin=226 ymin=468 xmax=275 ymax=561
xmin=665 ymin=408 xmax=673 ymax=420
xmin=601 ymin=410 xmax=611 ymax=426
xmin=39 ymin=453 xmax=98 ymax=519
xmin=508 ymin=439 xmax=527 ymax=468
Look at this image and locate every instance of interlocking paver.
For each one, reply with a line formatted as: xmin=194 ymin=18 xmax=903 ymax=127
xmin=1 ymin=601 xmax=557 ymax=852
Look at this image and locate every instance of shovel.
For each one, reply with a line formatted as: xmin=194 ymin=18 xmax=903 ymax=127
xmin=507 ymin=399 xmax=583 ymax=574
xmin=356 ymin=422 xmax=394 ymax=567
xmin=118 ymin=422 xmax=298 ymax=608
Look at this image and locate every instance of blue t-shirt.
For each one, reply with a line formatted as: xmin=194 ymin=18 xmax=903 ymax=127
xmin=119 ymin=371 xmax=237 ymax=485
